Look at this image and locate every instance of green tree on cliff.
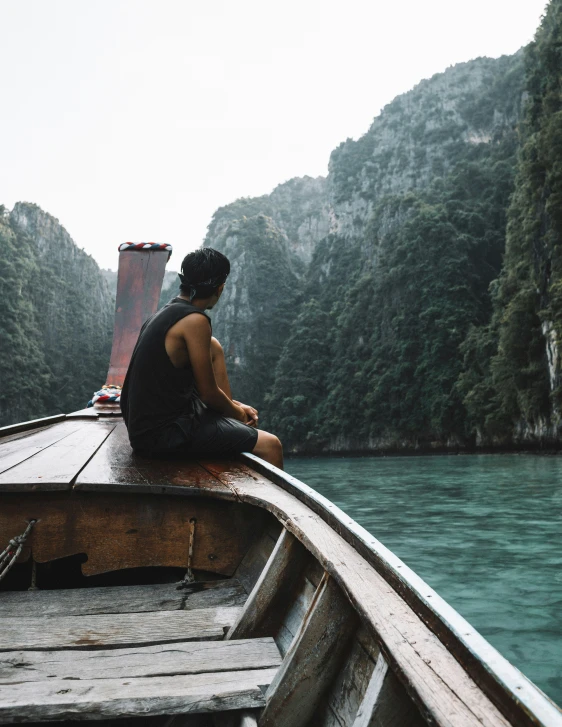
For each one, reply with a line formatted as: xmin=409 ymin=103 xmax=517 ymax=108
xmin=458 ymin=0 xmax=562 ymax=438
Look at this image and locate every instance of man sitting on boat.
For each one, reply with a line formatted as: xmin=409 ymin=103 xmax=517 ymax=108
xmin=120 ymin=248 xmax=284 ymax=469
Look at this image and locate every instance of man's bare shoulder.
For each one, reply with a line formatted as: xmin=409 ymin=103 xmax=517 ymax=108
xmin=172 ymin=311 xmax=211 ymax=336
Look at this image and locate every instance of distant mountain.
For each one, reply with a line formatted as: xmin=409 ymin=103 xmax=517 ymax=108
xmin=204 ymin=48 xmax=529 ymax=451
xmin=0 ymin=203 xmax=114 ymax=426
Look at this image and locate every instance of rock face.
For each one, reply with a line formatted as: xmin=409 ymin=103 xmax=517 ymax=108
xmin=207 ymin=176 xmax=332 ymax=271
xmin=205 ymin=51 xmax=533 ymax=452
xmin=0 ymin=203 xmax=113 ymax=426
xmin=207 ymin=215 xmax=299 ymax=414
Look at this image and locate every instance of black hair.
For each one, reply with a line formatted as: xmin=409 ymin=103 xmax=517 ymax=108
xmin=179 ymin=247 xmax=230 ymax=301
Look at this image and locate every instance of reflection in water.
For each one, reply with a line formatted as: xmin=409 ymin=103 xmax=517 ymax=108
xmin=285 ymin=454 xmax=562 ymax=705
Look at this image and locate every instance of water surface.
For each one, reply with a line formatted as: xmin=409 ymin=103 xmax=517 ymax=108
xmin=285 ymin=454 xmax=562 ymax=706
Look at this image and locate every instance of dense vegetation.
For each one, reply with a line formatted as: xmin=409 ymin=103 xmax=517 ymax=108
xmin=3 ymin=2 xmax=560 ymax=452
xmin=207 ymin=2 xmax=562 ymax=452
xmin=0 ymin=203 xmax=113 ymax=426
xmin=459 ymin=0 xmax=562 ymax=443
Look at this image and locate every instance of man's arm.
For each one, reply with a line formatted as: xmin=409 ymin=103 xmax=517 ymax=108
xmin=181 ymin=314 xmax=249 ymax=422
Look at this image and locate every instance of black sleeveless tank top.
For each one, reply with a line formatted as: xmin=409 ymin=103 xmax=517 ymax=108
xmin=120 ymin=298 xmax=211 ymax=449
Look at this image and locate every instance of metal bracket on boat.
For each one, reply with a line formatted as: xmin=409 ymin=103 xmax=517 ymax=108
xmin=0 ymin=519 xmax=37 ymax=583
xmin=179 ymin=518 xmax=197 ymax=586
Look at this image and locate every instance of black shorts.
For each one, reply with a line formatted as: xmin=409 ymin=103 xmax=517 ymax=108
xmin=142 ymin=407 xmax=258 ymax=458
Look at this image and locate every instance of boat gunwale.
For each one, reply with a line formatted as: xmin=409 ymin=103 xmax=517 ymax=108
xmin=239 ymin=452 xmax=562 ymax=727
xmin=0 ymin=414 xmax=67 ymax=438
xmin=1 ymin=415 xmax=560 ymax=725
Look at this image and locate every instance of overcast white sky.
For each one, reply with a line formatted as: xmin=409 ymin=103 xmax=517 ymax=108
xmin=0 ymin=0 xmax=548 ymax=270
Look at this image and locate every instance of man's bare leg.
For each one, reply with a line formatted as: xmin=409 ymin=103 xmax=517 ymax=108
xmin=253 ymin=430 xmax=284 ymax=469
xmin=210 ymin=337 xmax=284 ymax=470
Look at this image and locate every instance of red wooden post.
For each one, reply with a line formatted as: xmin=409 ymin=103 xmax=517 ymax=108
xmin=91 ymin=243 xmax=172 ymax=411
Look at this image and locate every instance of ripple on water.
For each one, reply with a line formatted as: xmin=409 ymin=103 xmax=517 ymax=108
xmin=285 ymin=453 xmax=562 ymax=707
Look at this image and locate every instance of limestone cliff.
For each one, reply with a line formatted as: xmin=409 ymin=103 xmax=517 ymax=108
xmin=0 ymin=203 xmax=113 ymax=426
xmin=205 ymin=52 xmax=528 ymax=450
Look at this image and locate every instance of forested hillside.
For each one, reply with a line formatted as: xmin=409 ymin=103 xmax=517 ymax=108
xmin=206 ymin=0 xmax=562 ymax=452
xmin=3 ymin=2 xmax=559 ymax=449
xmin=459 ymin=0 xmax=562 ymax=446
xmin=0 ymin=203 xmax=113 ymax=426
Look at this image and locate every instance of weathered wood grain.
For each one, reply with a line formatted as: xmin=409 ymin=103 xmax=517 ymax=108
xmin=0 ymin=421 xmax=84 ymax=477
xmin=260 ymin=574 xmax=358 ymax=727
xmin=75 ymin=424 xmax=236 ymax=499
xmin=353 ymin=653 xmax=425 ymax=727
xmin=315 ymin=628 xmax=378 ymax=727
xmin=281 ymin=577 xmax=316 ymax=639
xmin=271 ymin=557 xmax=327 ymax=657
xmin=0 ymin=637 xmax=281 ymax=683
xmin=65 ymin=408 xmax=102 ymax=419
xmin=0 ymin=666 xmax=279 ymax=722
xmin=352 ymin=654 xmax=389 ymax=727
xmin=0 ymin=579 xmax=246 ymax=617
xmin=0 ymin=422 xmax=115 ymax=491
xmin=0 ymin=606 xmax=242 ymax=651
xmin=227 ymin=530 xmax=308 ymax=640
xmin=0 ymin=491 xmax=261 ymax=576
xmin=0 ymin=414 xmax=66 ymax=439
xmin=233 ymin=529 xmax=278 ymax=595
xmin=200 ymin=460 xmax=513 ymax=727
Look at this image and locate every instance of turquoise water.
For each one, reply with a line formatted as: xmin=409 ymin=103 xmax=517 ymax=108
xmin=285 ymin=454 xmax=562 ymax=706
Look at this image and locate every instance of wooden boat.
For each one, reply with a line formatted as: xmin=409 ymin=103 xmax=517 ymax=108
xmin=0 ymin=245 xmax=561 ymax=727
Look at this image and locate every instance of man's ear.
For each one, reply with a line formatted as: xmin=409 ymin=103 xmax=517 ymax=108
xmin=216 ymin=283 xmax=225 ymax=297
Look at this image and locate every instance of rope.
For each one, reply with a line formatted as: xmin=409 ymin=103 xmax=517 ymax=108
xmin=0 ymin=520 xmax=37 ymax=582
xmin=180 ymin=518 xmax=197 ymax=585
xmin=118 ymin=242 xmax=173 ymax=260
xmin=87 ymin=384 xmax=121 ymax=408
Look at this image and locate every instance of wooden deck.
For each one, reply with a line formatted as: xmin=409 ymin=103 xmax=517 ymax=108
xmin=0 ymin=581 xmax=280 ymax=722
xmin=0 ymin=414 xmax=561 ymax=727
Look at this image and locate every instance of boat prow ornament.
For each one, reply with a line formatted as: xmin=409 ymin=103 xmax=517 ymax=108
xmin=87 ymin=241 xmax=173 ymax=413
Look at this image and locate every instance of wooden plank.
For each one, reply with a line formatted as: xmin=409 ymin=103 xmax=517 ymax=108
xmin=0 ymin=414 xmax=66 ymax=439
xmin=0 ymin=492 xmax=261 ymax=576
xmin=200 ymin=461 xmax=513 ymax=727
xmin=0 ymin=637 xmax=282 ymax=683
xmin=227 ymin=529 xmax=309 ymax=640
xmin=0 ymin=424 xmax=67 ymax=446
xmin=0 ymin=421 xmax=84 ymax=476
xmin=281 ymin=576 xmax=316 ymax=638
xmin=233 ymin=528 xmax=278 ymax=594
xmin=0 ymin=606 xmax=242 ymax=651
xmin=275 ymin=624 xmax=294 ymax=658
xmin=353 ymin=654 xmax=389 ymax=727
xmin=260 ymin=574 xmax=358 ymax=727
xmin=75 ymin=423 xmax=237 ymax=499
xmin=0 ymin=422 xmax=115 ymax=491
xmin=0 ymin=666 xmax=278 ymax=722
xmin=0 ymin=579 xmax=247 ymax=617
xmin=353 ymin=653 xmax=425 ymax=727
xmin=317 ymin=629 xmax=378 ymax=727
xmin=66 ymin=408 xmax=102 ymax=418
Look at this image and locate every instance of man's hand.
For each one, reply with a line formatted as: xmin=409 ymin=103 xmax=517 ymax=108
xmin=234 ymin=401 xmax=259 ymax=427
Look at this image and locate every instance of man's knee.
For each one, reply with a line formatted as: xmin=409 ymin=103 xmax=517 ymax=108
xmin=257 ymin=431 xmax=282 ymax=453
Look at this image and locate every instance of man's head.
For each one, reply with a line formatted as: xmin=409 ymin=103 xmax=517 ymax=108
xmin=179 ymin=248 xmax=230 ymax=309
